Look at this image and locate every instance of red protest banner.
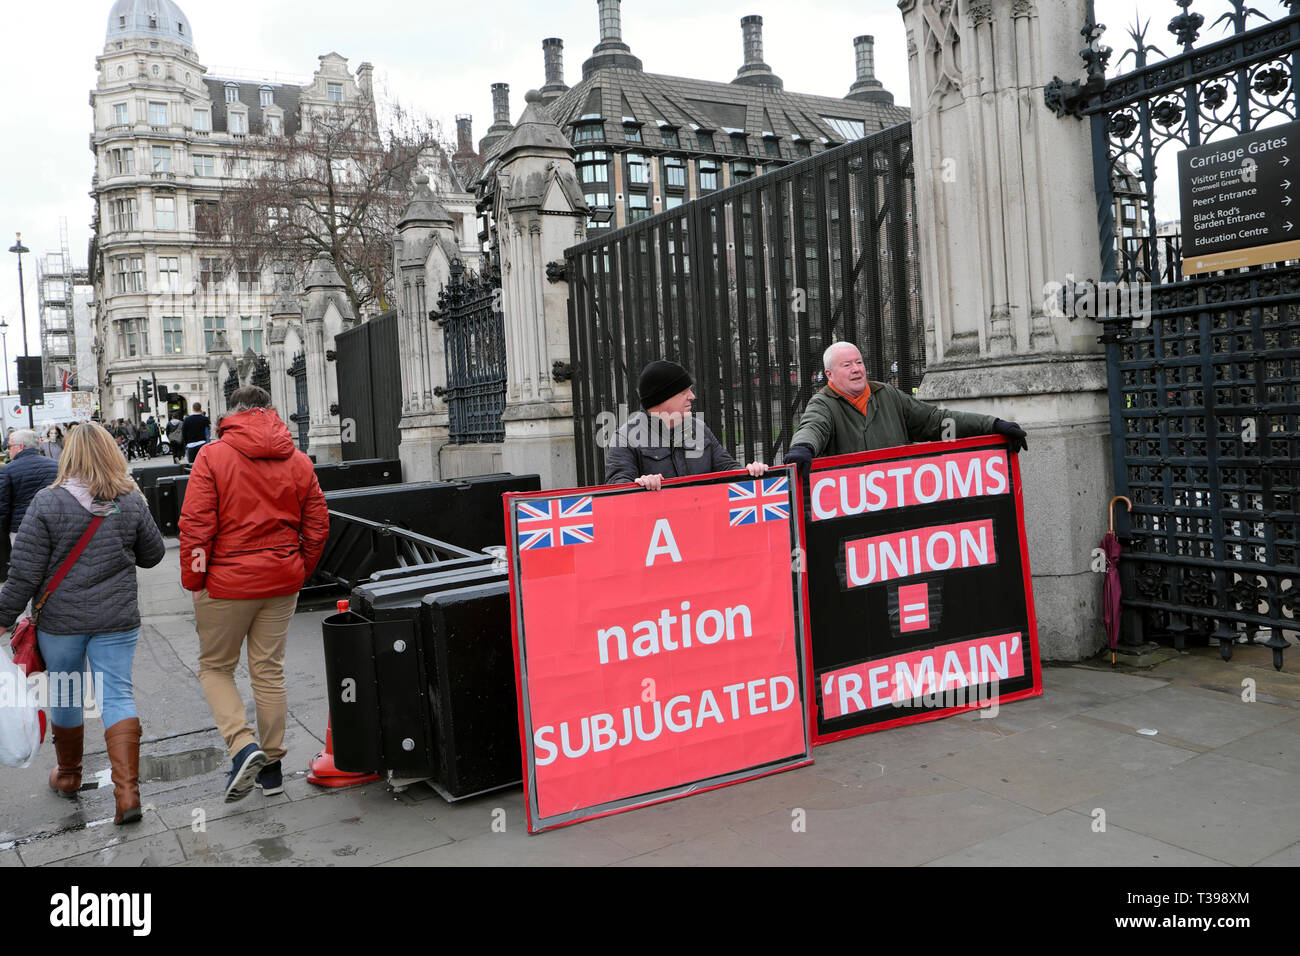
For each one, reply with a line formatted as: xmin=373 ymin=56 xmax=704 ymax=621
xmin=505 ymin=468 xmax=813 ymax=833
xmin=804 ymin=436 xmax=1042 ymax=742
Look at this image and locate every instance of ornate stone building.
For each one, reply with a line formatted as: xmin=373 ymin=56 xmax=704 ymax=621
xmin=88 ymin=0 xmax=476 ymax=425
xmin=477 ymin=2 xmax=908 ymax=235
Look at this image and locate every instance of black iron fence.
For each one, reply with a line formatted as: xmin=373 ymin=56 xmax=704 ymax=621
xmin=1086 ymin=3 xmax=1300 ymax=663
xmin=435 ymin=259 xmax=506 ymax=443
xmin=564 ymin=122 xmax=922 ymax=486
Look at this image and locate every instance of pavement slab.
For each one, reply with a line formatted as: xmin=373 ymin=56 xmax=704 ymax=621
xmin=730 ymin=787 xmax=1043 ymax=867
xmin=924 ymin=809 xmax=1229 ymax=867
xmin=1070 ymin=752 xmax=1300 ymax=867
xmin=922 ymin=718 xmax=1201 ymax=814
xmin=1215 ymin=716 xmax=1300 ymax=774
xmin=1078 ymin=684 xmax=1295 ymax=750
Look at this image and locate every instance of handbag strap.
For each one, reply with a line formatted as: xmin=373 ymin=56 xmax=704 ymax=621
xmin=34 ymin=516 xmax=105 ymax=613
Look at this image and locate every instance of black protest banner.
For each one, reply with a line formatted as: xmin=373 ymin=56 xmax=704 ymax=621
xmin=803 ymin=436 xmax=1042 ymax=741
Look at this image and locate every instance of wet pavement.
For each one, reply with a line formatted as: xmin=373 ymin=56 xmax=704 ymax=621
xmin=2 ymin=532 xmax=1298 ymax=866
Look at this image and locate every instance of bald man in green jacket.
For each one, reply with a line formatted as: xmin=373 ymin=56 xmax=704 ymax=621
xmin=783 ymin=342 xmax=1027 ymax=474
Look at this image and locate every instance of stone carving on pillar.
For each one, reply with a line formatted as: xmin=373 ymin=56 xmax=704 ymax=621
xmin=899 ymin=0 xmax=963 ymax=101
xmin=967 ymin=0 xmax=992 ymax=27
xmin=484 ymin=89 xmax=590 ymax=489
xmin=899 ymin=0 xmax=1111 ymax=661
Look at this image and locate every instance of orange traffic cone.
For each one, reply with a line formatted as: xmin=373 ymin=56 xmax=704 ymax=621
xmin=307 ymin=718 xmax=382 ymax=788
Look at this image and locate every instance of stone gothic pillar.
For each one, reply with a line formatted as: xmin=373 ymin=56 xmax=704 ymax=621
xmin=205 ymin=330 xmax=232 ymax=419
xmin=392 ymin=175 xmax=470 ymax=481
xmin=266 ymin=293 xmax=300 ymax=423
xmin=491 ymin=90 xmax=589 ymax=489
xmin=300 ymin=254 xmax=353 ymax=463
xmin=899 ymin=0 xmax=1111 ymax=660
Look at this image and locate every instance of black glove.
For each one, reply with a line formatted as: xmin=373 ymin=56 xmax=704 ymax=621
xmin=993 ymin=418 xmax=1028 ymax=453
xmin=783 ymin=443 xmax=814 ymax=479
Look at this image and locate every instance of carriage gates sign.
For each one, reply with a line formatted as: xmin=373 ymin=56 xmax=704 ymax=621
xmin=1179 ymin=120 xmax=1300 ymax=275
xmin=505 ymin=467 xmax=813 ymax=833
xmin=805 ymin=436 xmax=1042 ymax=742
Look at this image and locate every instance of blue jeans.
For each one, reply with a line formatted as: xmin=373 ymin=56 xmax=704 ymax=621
xmin=36 ymin=629 xmax=139 ymax=729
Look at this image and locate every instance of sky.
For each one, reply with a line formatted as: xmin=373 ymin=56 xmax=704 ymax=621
xmin=0 ymin=0 xmax=1291 ymax=389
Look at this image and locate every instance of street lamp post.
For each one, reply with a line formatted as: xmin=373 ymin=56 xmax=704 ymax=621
xmin=0 ymin=318 xmax=8 ymax=395
xmin=8 ymin=233 xmax=34 ymax=428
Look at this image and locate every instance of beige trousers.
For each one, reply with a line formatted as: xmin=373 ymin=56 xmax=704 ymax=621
xmin=194 ymin=590 xmax=298 ymax=762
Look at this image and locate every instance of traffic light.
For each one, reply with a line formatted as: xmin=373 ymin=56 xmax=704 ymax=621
xmin=141 ymin=379 xmax=153 ymax=402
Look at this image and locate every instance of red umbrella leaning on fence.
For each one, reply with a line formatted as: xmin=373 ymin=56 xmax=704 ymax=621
xmin=1102 ymin=495 xmax=1132 ymax=666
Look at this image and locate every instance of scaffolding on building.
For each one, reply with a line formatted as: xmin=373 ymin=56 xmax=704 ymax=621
xmin=35 ymin=218 xmax=89 ymax=390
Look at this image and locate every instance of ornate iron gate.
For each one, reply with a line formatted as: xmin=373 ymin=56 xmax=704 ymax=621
xmin=564 ymin=122 xmax=921 ymax=486
xmin=223 ymin=367 xmax=239 ymax=406
xmin=435 ymin=258 xmax=506 ymax=443
xmin=288 ymin=350 xmax=309 ymax=451
xmin=252 ymin=355 xmax=271 ymax=393
xmin=1084 ymin=2 xmax=1299 ymax=666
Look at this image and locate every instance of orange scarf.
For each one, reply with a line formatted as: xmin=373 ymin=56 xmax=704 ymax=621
xmin=828 ymin=380 xmax=871 ymax=416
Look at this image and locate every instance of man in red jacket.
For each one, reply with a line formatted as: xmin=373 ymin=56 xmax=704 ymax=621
xmin=179 ymin=385 xmax=329 ymax=802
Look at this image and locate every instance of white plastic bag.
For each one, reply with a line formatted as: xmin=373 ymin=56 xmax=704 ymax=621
xmin=0 ymin=649 xmax=41 ymax=768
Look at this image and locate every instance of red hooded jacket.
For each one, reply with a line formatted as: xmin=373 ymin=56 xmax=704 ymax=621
xmin=179 ymin=408 xmax=329 ymax=598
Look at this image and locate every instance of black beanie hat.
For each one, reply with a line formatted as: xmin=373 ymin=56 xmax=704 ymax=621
xmin=638 ymin=360 xmax=693 ymax=410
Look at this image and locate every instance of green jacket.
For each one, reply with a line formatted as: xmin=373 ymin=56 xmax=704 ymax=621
xmin=789 ymin=382 xmax=997 ymax=457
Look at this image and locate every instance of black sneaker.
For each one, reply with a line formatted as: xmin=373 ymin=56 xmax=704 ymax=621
xmin=224 ymin=743 xmax=267 ymax=803
xmin=255 ymin=760 xmax=284 ymax=796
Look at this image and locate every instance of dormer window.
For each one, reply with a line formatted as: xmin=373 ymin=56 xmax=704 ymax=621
xmin=225 ymin=83 xmax=239 ymax=104
xmin=119 ymin=15 xmax=125 ymax=27
xmin=148 ymin=15 xmax=157 ymax=29
xmin=178 ymin=23 xmax=184 ymax=34
xmin=260 ymin=87 xmax=274 ymax=108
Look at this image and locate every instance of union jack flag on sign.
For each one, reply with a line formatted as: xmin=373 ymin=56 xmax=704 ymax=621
xmin=727 ymin=476 xmax=790 ymax=526
xmin=517 ymin=496 xmax=596 ymax=551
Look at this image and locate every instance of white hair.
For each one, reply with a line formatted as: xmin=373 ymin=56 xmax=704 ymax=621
xmin=9 ymin=428 xmax=38 ymax=451
xmin=823 ymin=341 xmax=860 ymax=372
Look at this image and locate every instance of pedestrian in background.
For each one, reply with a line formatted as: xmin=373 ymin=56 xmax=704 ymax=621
xmin=180 ymin=402 xmax=210 ymax=464
xmin=0 ymin=422 xmax=165 ymax=824
xmin=180 ymin=386 xmax=329 ymax=802
xmin=1 ymin=429 xmax=59 ymax=538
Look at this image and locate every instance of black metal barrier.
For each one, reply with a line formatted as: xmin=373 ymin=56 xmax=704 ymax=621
xmin=153 ymin=475 xmax=189 ymax=536
xmin=305 ymin=473 xmax=540 ymax=598
xmin=312 ymin=458 xmax=401 ymax=492
xmin=322 ymin=566 xmax=521 ymax=798
xmin=148 ymin=458 xmax=406 ymax=536
xmin=134 ymin=463 xmax=190 ymax=493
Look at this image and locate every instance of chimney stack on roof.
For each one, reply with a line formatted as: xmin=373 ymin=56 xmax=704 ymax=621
xmin=539 ymin=37 xmax=569 ymax=103
xmin=492 ymin=82 xmax=511 ymax=126
xmin=583 ymin=0 xmax=642 ymax=80
xmin=845 ymin=35 xmax=893 ymax=105
xmin=479 ymin=82 xmax=515 ymax=156
xmin=732 ymin=14 xmax=783 ymax=91
xmin=455 ymin=114 xmax=473 ymax=154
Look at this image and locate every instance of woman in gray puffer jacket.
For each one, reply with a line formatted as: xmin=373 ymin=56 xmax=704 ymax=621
xmin=0 ymin=421 xmax=165 ymax=824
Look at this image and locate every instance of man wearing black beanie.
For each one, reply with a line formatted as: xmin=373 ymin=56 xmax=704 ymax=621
xmin=604 ymin=360 xmax=769 ymax=489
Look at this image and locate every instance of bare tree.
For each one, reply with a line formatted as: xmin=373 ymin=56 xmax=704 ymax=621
xmin=216 ymin=96 xmax=456 ymax=317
